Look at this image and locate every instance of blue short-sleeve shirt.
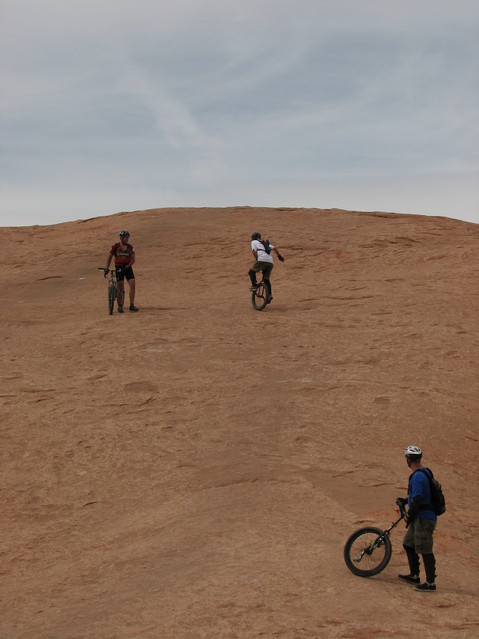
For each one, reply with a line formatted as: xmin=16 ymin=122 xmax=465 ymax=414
xmin=408 ymin=468 xmax=437 ymax=521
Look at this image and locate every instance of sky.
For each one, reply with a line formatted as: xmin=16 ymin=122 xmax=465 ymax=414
xmin=1 ymin=0 xmax=478 ymax=227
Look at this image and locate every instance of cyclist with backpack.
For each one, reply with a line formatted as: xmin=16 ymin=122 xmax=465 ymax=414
xmin=397 ymin=445 xmax=439 ymax=592
xmin=249 ymin=232 xmax=284 ymax=303
xmin=104 ymin=230 xmax=139 ymax=313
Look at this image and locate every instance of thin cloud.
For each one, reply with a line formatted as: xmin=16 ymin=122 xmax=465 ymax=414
xmin=1 ymin=0 xmax=478 ymax=225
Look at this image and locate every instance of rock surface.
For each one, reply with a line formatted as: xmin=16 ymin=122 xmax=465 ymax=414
xmin=2 ymin=207 xmax=479 ymax=638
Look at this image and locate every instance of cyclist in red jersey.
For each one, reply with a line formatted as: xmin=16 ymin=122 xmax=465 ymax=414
xmin=105 ymin=230 xmax=139 ymax=312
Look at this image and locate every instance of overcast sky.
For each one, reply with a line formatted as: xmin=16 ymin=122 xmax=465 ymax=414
xmin=1 ymin=0 xmax=478 ymax=227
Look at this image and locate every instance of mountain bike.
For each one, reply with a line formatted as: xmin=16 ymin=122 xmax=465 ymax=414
xmin=343 ymin=499 xmax=407 ymax=577
xmin=99 ymin=268 xmax=118 ymax=315
xmin=251 ymin=280 xmax=272 ymax=311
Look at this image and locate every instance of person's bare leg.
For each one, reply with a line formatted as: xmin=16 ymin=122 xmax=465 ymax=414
xmin=129 ymin=279 xmax=136 ymax=306
xmin=118 ymin=282 xmax=125 ymax=308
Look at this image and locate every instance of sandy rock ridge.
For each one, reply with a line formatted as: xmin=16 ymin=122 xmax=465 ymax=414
xmin=1 ymin=207 xmax=479 ymax=638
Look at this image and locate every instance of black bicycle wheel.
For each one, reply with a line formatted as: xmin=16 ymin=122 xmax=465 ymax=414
xmin=252 ymin=282 xmax=269 ymax=311
xmin=108 ymin=283 xmax=116 ymax=315
xmin=344 ymin=526 xmax=392 ymax=577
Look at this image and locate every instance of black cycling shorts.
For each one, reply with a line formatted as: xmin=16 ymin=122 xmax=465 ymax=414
xmin=116 ymin=266 xmax=135 ymax=282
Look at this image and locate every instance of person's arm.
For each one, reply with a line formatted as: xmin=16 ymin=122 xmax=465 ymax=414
xmin=406 ymin=496 xmax=423 ymax=523
xmin=273 ymin=246 xmax=285 ymax=262
xmin=252 ymin=248 xmax=258 ymax=260
xmin=405 ymin=472 xmax=425 ymax=523
xmin=127 ymin=252 xmax=135 ymax=268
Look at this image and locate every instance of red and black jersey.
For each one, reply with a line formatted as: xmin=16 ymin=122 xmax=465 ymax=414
xmin=110 ymin=242 xmax=134 ymax=266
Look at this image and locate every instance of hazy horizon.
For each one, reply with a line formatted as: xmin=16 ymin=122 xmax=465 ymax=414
xmin=1 ymin=0 xmax=478 ymax=227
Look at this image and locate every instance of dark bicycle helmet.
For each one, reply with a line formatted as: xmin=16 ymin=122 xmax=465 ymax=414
xmin=251 ymin=232 xmax=261 ymax=240
xmin=119 ymin=230 xmax=130 ymax=238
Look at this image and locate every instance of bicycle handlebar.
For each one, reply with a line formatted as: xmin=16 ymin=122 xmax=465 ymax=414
xmin=395 ymin=498 xmax=407 ymax=519
xmin=98 ymin=267 xmax=115 ymax=279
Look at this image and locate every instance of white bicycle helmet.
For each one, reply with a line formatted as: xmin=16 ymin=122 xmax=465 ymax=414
xmin=405 ymin=445 xmax=422 ymax=458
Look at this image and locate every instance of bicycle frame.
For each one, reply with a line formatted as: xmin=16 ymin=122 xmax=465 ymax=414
xmin=99 ymin=267 xmax=117 ymax=285
xmin=357 ymin=511 xmax=405 ymax=560
xmin=99 ymin=268 xmax=118 ymax=314
xmin=344 ymin=499 xmax=408 ymax=577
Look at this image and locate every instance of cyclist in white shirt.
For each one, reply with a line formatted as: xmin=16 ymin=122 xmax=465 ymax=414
xmin=249 ymin=232 xmax=284 ymax=302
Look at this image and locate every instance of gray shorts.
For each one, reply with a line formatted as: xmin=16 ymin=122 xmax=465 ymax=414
xmin=250 ymin=261 xmax=273 ymax=278
xmin=403 ymin=518 xmax=436 ymax=554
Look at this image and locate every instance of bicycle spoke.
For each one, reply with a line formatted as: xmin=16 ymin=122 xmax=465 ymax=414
xmin=344 ymin=526 xmax=392 ymax=577
xmin=252 ymin=282 xmax=268 ymax=311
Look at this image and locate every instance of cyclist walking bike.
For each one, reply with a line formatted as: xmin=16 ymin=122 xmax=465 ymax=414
xmin=105 ymin=230 xmax=139 ymax=313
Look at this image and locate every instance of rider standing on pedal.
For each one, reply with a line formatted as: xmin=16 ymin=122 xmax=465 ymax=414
xmin=249 ymin=232 xmax=284 ymax=302
xmin=398 ymin=445 xmax=437 ymax=592
xmin=105 ymin=230 xmax=139 ymax=313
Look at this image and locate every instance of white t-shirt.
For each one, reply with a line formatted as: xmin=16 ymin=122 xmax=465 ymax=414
xmin=252 ymin=239 xmax=274 ymax=264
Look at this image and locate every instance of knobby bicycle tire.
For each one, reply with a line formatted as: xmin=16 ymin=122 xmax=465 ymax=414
xmin=343 ymin=526 xmax=392 ymax=577
xmin=252 ymin=282 xmax=269 ymax=311
xmin=108 ymin=283 xmax=117 ymax=315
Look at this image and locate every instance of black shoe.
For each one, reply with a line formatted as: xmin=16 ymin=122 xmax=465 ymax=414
xmin=414 ymin=582 xmax=436 ymax=592
xmin=118 ymin=306 xmax=123 ymax=313
xmin=249 ymin=284 xmax=258 ymax=291
xmin=266 ymin=296 xmax=273 ymax=304
xmin=129 ymin=304 xmax=139 ymax=312
xmin=398 ymin=574 xmax=420 ymax=584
